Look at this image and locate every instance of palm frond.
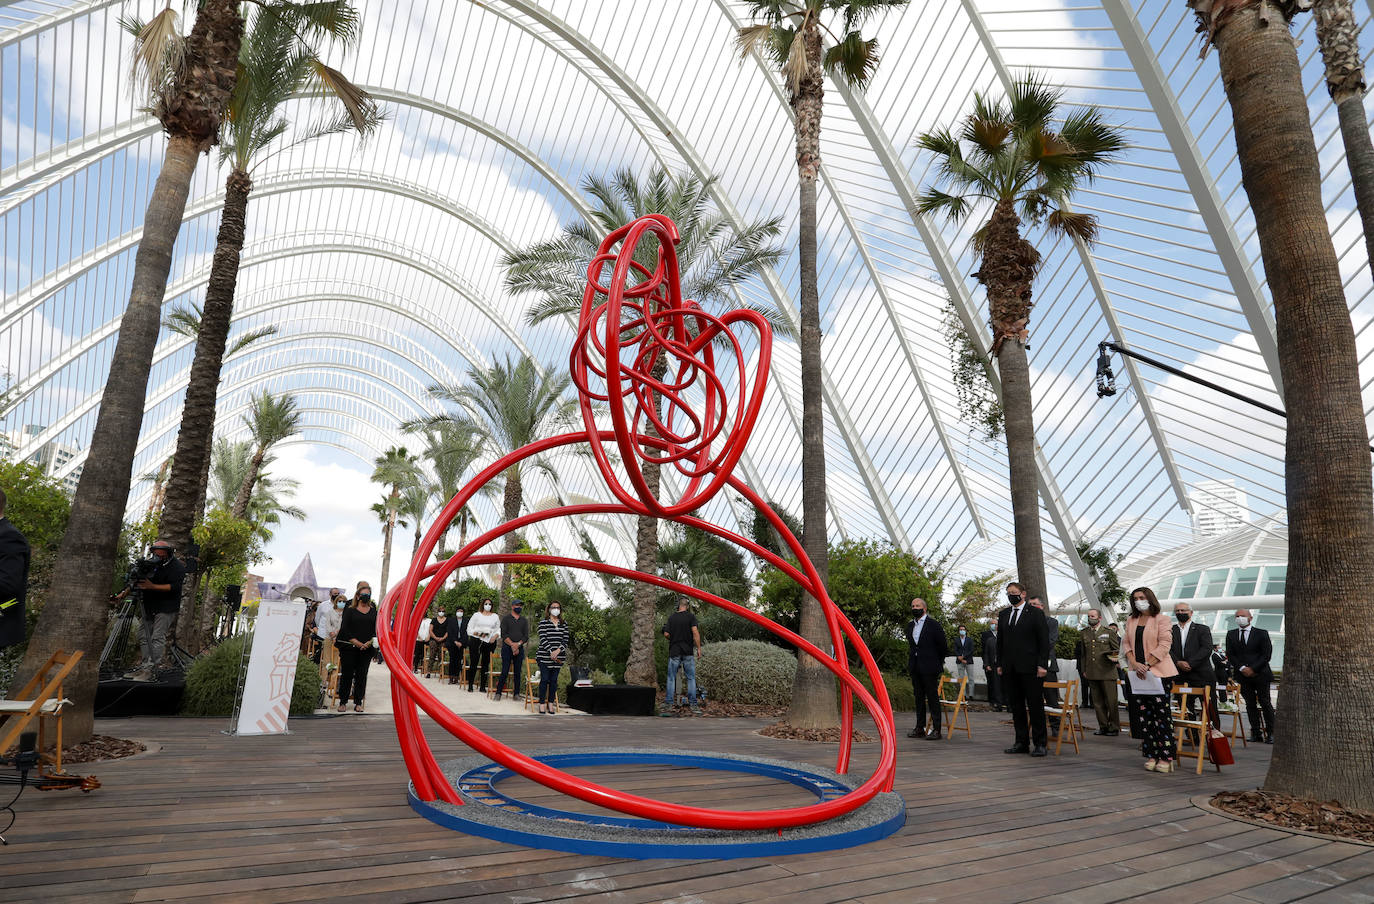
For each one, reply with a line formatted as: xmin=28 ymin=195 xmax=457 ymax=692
xmin=1045 ymin=208 xmax=1100 ymax=246
xmin=1007 ymin=73 xmax=1062 ymax=137
xmin=782 ymin=24 xmax=809 ymax=91
xmin=226 ymin=325 xmax=278 ymax=358
xmin=305 ymin=59 xmax=377 ymax=132
xmin=735 ymin=23 xmax=776 ymax=61
xmin=823 ymin=31 xmax=879 ymax=88
xmin=125 ymin=6 xmax=184 ymax=103
xmin=164 ymin=301 xmax=202 ymax=338
xmin=916 ymin=189 xmax=973 ymax=224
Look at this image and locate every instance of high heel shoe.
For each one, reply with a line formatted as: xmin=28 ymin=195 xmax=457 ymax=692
xmin=1143 ymin=758 xmax=1158 ymax=771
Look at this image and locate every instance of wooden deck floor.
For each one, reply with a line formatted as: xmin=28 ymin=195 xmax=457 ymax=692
xmin=2 ymin=710 xmax=1371 ymax=903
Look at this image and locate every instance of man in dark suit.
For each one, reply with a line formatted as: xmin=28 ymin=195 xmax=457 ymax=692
xmin=1226 ymin=608 xmax=1275 ymax=743
xmin=981 ymin=622 xmax=1002 ymax=710
xmin=906 ymin=597 xmax=949 ymax=740
xmin=0 ymin=488 xmax=32 ymax=651
xmin=1170 ymin=602 xmax=1218 ymax=729
xmin=997 ymin=582 xmax=1051 ymax=756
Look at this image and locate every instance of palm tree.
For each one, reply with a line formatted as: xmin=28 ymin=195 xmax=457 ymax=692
xmin=231 ymin=390 xmax=303 ymax=520
xmin=736 ymin=0 xmax=906 ymax=730
xmin=1312 ymin=0 xmax=1374 ymax=279
xmin=408 ymin=355 xmax=577 ymax=608
xmin=503 ymin=165 xmax=785 ymax=688
xmin=1192 ymin=0 xmax=1374 ymax=810
xmin=14 ymin=0 xmax=244 ymax=745
xmin=157 ymin=2 xmax=380 ymax=578
xmin=916 ymin=74 xmax=1124 ymax=606
xmin=371 ymin=446 xmax=421 ymax=599
xmin=163 ymin=301 xmax=276 ymax=640
xmin=412 ymin=421 xmax=486 ymax=557
xmin=398 ymin=485 xmax=430 ymax=560
xmin=208 ymin=438 xmax=304 ymax=542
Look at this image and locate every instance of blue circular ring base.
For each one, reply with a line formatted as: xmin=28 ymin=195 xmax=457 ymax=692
xmin=408 ymin=747 xmax=905 ymax=860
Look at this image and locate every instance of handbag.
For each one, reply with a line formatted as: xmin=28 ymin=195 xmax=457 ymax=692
xmin=1206 ymin=727 xmax=1234 ymax=766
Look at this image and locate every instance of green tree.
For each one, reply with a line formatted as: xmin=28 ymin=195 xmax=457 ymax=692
xmin=0 ymin=460 xmax=72 ymax=696
xmin=370 ymin=446 xmax=422 ymax=599
xmin=155 ymin=1 xmax=380 ymax=595
xmin=737 ymin=0 xmax=907 ymax=729
xmin=1075 ymin=542 xmax=1126 ymax=617
xmin=943 ymin=572 xmax=1004 ymax=642
xmin=189 ymin=506 xmax=262 ymax=647
xmin=504 ymin=165 xmax=786 ymax=689
xmin=407 ymin=355 xmax=577 ymax=609
xmin=1192 ymin=0 xmax=1374 ymax=809
xmin=916 ymin=73 xmax=1124 ymax=607
xmin=757 ymin=538 xmax=945 ymax=672
xmin=16 ymin=0 xmax=243 ymax=746
xmin=208 ymin=437 xmax=304 ymax=541
xmin=231 ymin=390 xmax=303 ymax=520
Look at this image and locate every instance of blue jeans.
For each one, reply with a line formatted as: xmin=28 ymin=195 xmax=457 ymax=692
xmin=538 ymin=664 xmax=560 ymax=704
xmin=667 ymin=654 xmax=697 ymax=706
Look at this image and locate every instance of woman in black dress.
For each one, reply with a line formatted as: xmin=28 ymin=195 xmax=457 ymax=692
xmin=427 ymin=610 xmax=450 ymax=679
xmin=336 ymin=581 xmax=378 ymax=712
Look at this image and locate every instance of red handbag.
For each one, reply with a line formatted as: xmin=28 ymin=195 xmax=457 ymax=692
xmin=1207 ymin=728 xmax=1234 ymax=766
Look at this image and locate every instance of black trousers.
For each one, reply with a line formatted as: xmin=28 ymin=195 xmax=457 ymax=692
xmin=496 ymin=645 xmax=524 ymax=693
xmin=444 ymin=641 xmax=463 ymax=679
xmin=336 ymin=645 xmax=372 ymax=705
xmin=1003 ymin=669 xmax=1047 ymax=747
xmin=466 ymin=638 xmax=495 ymax=689
xmin=911 ymin=670 xmax=942 ymax=733
xmin=983 ymin=666 xmax=1003 ymax=706
xmin=412 ymin=641 xmax=425 ymax=671
xmin=1238 ymin=674 xmax=1275 ymax=737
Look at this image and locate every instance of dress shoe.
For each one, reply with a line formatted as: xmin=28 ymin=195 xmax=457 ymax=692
xmin=1004 ymin=744 xmax=1030 ymax=754
xmin=1029 ymin=746 xmax=1048 ymax=757
xmin=925 ymin=731 xmax=942 ymax=740
xmin=1093 ymin=729 xmax=1110 ymax=736
xmin=1264 ymin=734 xmax=1274 ymax=744
xmin=907 ymin=728 xmax=923 ymax=738
xmin=1250 ymin=733 xmax=1265 ymax=743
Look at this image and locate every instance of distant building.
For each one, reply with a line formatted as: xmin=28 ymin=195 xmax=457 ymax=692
xmin=241 ymin=573 xmax=264 ymax=603
xmin=1190 ymin=479 xmax=1248 ymax=538
xmin=255 ymin=553 xmax=338 ymax=603
xmin=2 ymin=425 xmax=85 ymax=494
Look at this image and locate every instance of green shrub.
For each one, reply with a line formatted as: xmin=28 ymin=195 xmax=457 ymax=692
xmin=181 ymin=633 xmax=320 ymax=717
xmin=1055 ymin=624 xmax=1080 ymax=660
xmin=853 ymin=670 xmax=916 ymax=715
xmin=695 ymin=640 xmax=796 ymax=706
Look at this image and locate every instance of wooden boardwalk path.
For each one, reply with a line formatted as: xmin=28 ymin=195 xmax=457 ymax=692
xmin=2 ymin=710 xmax=1371 ymax=903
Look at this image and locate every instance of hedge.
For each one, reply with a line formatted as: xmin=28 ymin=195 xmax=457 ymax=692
xmin=181 ymin=633 xmax=320 ymax=718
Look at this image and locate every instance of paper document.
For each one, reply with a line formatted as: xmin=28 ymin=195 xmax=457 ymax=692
xmin=1128 ymin=670 xmax=1166 ymax=695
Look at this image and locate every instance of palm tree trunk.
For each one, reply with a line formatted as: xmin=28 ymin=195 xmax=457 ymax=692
xmin=380 ymin=490 xmax=398 ymax=600
xmin=1205 ymin=0 xmax=1374 ymax=809
xmin=12 ymin=134 xmax=205 ymax=743
xmin=231 ymin=446 xmax=267 ymax=520
xmin=625 ymin=355 xmax=667 ymax=689
xmin=168 ymin=168 xmax=253 ymax=649
xmin=996 ymin=338 xmax=1047 ymax=602
xmin=785 ymin=18 xmax=838 ymax=731
xmin=1314 ymin=0 xmax=1374 ymax=280
xmin=498 ymin=470 xmax=522 ymax=608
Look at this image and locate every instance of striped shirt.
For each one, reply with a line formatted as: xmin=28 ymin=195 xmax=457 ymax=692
xmin=536 ymin=619 xmax=571 ymax=667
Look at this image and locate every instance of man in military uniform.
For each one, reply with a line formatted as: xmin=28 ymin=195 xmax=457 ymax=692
xmin=1080 ymin=607 xmax=1121 ymax=735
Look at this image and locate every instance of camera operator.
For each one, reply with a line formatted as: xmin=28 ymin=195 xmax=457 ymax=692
xmin=113 ymin=539 xmax=186 ymax=681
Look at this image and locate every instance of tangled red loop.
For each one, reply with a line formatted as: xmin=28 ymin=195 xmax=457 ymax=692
xmin=570 ymin=214 xmax=772 ymax=516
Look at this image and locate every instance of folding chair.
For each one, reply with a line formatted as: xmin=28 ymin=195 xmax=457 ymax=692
xmin=524 ymin=657 xmax=541 ymax=712
xmin=1222 ymin=680 xmax=1248 ymax=748
xmin=1043 ymin=680 xmax=1080 ymax=755
xmin=0 ymin=650 xmax=84 ymax=783
xmin=937 ymin=675 xmax=971 ymax=739
xmin=1171 ymin=684 xmax=1212 ymax=774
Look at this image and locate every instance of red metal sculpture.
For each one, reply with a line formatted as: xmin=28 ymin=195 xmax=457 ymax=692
xmin=378 ymin=215 xmax=896 ymax=832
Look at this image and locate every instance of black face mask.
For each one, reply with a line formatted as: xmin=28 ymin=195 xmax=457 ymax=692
xmin=912 ymin=609 xmax=925 ymax=618
xmin=1176 ymin=612 xmax=1191 ymax=623
xmin=1007 ymin=592 xmax=1021 ymax=604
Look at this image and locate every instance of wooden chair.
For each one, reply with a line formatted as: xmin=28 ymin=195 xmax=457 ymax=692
xmin=1171 ymin=684 xmax=1213 ymax=774
xmin=0 ymin=650 xmax=82 ymax=779
xmin=937 ymin=675 xmax=971 ymax=739
xmin=1043 ymin=679 xmax=1080 ymax=755
xmin=524 ymin=656 xmax=541 ymax=712
xmin=318 ymin=642 xmax=340 ymax=707
xmin=1223 ymin=680 xmax=1248 ymax=748
xmin=1116 ymin=678 xmax=1132 ymax=732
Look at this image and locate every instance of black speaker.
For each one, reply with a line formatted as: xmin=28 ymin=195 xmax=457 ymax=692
xmin=224 ymin=585 xmax=242 ymax=610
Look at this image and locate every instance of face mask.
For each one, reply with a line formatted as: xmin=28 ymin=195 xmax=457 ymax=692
xmin=336 ymin=602 xmax=344 ymax=610
xmin=550 ymin=608 xmax=561 ymax=617
xmin=1133 ymin=599 xmax=1149 ymax=613
xmin=959 ymin=629 xmax=966 ymax=637
xmin=438 ymin=612 xmax=445 ymax=618
xmin=483 ymin=604 xmax=492 ymax=612
xmin=912 ymin=609 xmax=925 ymax=618
xmin=1176 ymin=612 xmax=1190 ymax=623
xmin=1087 ymin=617 xmax=1100 ymax=626
xmin=1007 ymin=592 xmax=1021 ymax=604
xmin=456 ymin=612 xmax=464 ymax=619
xmin=1236 ymin=616 xmax=1250 ymax=627
xmin=513 ymin=607 xmax=522 ymax=615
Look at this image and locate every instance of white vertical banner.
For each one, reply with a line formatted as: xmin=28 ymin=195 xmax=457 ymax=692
xmin=235 ymin=600 xmax=305 ymax=735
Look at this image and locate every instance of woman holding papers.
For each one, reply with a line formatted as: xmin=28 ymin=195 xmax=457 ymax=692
xmin=1121 ymin=586 xmax=1178 ymax=773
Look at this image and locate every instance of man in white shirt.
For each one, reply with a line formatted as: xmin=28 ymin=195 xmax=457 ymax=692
xmin=413 ymin=614 xmax=432 ymax=673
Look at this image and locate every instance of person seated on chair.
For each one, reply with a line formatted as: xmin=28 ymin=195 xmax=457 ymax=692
xmin=113 ymin=539 xmax=186 ymax=682
xmin=906 ymin=598 xmax=948 ymax=740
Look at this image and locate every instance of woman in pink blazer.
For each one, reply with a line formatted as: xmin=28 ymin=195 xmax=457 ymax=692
xmin=1122 ymin=586 xmax=1179 ymax=773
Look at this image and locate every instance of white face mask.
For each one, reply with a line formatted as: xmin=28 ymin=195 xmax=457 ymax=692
xmin=550 ymin=608 xmax=560 ymax=617
xmin=1236 ymin=616 xmax=1251 ymax=628
xmin=1133 ymin=599 xmax=1149 ymax=613
xmin=437 ymin=612 xmax=445 ymax=618
xmin=456 ymin=612 xmax=464 ymax=619
xmin=335 ymin=601 xmax=344 ymax=610
xmin=483 ymin=604 xmax=492 ymax=612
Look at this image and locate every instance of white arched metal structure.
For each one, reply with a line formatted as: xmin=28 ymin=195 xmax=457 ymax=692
xmin=4 ymin=0 xmax=1373 ymax=599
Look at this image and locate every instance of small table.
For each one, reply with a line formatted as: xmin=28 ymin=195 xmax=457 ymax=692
xmin=565 ymin=684 xmax=657 ymax=716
